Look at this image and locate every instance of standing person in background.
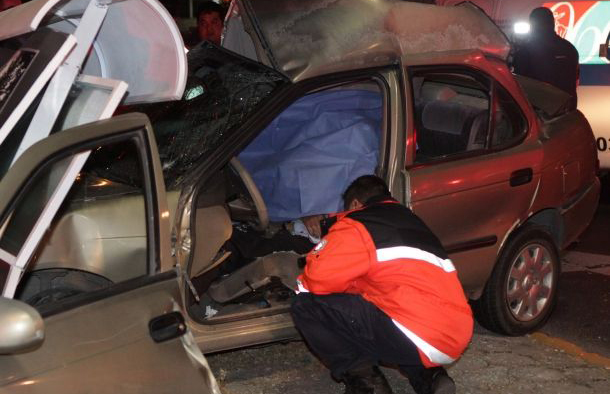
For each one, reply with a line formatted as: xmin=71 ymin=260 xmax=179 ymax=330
xmin=513 ymin=7 xmax=579 ymax=109
xmin=291 ymin=175 xmax=473 ymax=394
xmin=195 ymin=1 xmax=226 ymax=46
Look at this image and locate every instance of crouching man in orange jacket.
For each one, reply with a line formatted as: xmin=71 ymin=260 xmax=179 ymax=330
xmin=291 ymin=175 xmax=473 ymax=394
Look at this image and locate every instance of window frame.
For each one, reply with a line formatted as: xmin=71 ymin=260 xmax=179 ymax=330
xmin=0 ymin=124 xmax=162 ymax=301
xmin=183 ymin=67 xmax=397 ymax=324
xmin=186 ymin=66 xmax=398 ymax=195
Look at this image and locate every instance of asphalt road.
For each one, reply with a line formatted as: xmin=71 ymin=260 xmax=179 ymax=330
xmin=207 ymin=325 xmax=610 ymax=394
xmin=539 ymin=175 xmax=610 ymax=360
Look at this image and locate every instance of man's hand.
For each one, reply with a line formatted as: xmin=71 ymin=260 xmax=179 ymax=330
xmin=302 ymin=214 xmax=325 ymax=239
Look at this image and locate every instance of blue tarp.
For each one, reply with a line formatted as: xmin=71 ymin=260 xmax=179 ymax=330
xmin=238 ymin=89 xmax=382 ymax=222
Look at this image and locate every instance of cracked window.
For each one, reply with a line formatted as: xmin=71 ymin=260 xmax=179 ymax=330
xmin=122 ymin=43 xmax=288 ymax=190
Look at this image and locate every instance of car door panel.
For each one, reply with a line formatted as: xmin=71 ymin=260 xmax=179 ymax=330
xmin=409 ymin=141 xmax=543 ymax=293
xmin=0 ymin=270 xmax=218 ymax=394
xmin=0 ymin=114 xmax=215 ymax=392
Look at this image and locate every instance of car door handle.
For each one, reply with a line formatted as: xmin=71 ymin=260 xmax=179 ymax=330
xmin=149 ymin=311 xmax=187 ymax=343
xmin=509 ymin=168 xmax=533 ymax=187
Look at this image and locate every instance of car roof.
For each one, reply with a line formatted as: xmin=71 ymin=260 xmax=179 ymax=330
xmin=227 ymin=0 xmax=511 ymax=82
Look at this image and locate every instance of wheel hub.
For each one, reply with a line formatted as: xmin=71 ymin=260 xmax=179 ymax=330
xmin=506 ymin=243 xmax=555 ymax=322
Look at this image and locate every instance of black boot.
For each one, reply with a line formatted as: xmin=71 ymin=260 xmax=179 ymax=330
xmin=343 ymin=366 xmax=394 ymax=394
xmin=429 ymin=367 xmax=455 ymax=394
xmin=402 ymin=366 xmax=455 ymax=394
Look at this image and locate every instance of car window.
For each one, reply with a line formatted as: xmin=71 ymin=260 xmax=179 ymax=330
xmin=411 ymin=70 xmax=527 ymax=164
xmin=185 ymin=79 xmax=386 ymax=321
xmin=237 ymin=81 xmax=384 ymax=221
xmin=122 ymin=43 xmax=289 ymax=190
xmin=411 ymin=72 xmax=490 ymax=163
xmin=1 ymin=138 xmax=149 ymax=309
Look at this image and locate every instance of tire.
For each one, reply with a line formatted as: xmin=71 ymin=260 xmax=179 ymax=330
xmin=472 ymin=225 xmax=560 ymax=336
xmin=16 ymin=269 xmax=113 ymax=308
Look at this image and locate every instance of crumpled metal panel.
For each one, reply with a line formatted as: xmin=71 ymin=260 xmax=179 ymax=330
xmin=239 ymin=0 xmax=511 ymax=82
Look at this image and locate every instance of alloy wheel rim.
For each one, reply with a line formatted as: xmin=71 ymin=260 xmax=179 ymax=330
xmin=506 ymin=242 xmax=555 ymax=322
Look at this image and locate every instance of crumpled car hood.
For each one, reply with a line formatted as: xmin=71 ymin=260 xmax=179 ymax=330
xmin=227 ymin=0 xmax=511 ymax=82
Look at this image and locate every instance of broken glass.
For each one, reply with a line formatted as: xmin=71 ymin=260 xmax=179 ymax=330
xmin=121 ymin=43 xmax=288 ymax=190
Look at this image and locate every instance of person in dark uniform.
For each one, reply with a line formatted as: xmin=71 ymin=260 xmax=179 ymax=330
xmin=291 ymin=175 xmax=473 ymax=394
xmin=513 ymin=7 xmax=579 ymax=108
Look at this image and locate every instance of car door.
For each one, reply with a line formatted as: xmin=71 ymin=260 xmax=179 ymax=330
xmin=404 ymin=65 xmax=542 ymax=294
xmin=0 ymin=114 xmax=219 ymax=393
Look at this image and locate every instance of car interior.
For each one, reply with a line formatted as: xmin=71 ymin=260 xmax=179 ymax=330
xmin=184 ymin=82 xmax=386 ymax=322
xmin=412 ymin=72 xmax=526 ymax=164
xmin=412 ymin=74 xmax=491 ymax=163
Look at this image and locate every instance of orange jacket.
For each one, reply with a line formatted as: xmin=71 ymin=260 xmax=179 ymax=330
xmin=297 ymin=198 xmax=473 ymax=366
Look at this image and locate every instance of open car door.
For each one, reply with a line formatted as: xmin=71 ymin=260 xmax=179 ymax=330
xmin=0 ymin=114 xmax=219 ymax=393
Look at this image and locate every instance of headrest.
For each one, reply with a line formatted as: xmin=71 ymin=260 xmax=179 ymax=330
xmin=420 ymin=84 xmax=458 ymax=102
xmin=421 ymin=100 xmax=477 ymax=135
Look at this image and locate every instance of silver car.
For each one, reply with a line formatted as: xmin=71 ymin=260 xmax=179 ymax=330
xmin=0 ymin=0 xmax=600 ymax=392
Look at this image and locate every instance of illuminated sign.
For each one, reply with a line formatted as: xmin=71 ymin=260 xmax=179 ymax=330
xmin=543 ymin=1 xmax=610 ymax=64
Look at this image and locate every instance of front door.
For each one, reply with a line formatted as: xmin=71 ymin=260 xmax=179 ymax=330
xmin=0 ymin=115 xmax=218 ymax=393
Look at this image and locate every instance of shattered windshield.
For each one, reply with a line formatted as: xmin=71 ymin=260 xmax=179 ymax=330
xmin=119 ymin=43 xmax=288 ymax=189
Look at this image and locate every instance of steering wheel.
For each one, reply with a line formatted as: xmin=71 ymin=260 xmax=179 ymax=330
xmin=229 ymin=157 xmax=269 ymax=231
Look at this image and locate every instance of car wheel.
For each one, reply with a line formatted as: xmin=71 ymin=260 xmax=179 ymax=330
xmin=16 ymin=269 xmax=113 ymax=308
xmin=472 ymin=225 xmax=560 ymax=336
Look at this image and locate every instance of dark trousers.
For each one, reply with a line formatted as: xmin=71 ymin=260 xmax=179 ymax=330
xmin=291 ymin=292 xmax=427 ymax=383
xmin=221 ymin=227 xmax=314 ymax=275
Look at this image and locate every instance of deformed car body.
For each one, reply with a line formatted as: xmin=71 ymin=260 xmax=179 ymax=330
xmin=0 ymin=0 xmax=600 ymax=392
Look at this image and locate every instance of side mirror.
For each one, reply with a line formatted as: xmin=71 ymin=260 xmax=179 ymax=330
xmin=0 ymin=297 xmax=44 ymax=354
xmin=599 ymin=32 xmax=610 ymax=60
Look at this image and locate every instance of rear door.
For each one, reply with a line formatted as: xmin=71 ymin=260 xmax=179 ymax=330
xmin=0 ymin=115 xmax=218 ymax=393
xmin=404 ymin=65 xmax=542 ymax=293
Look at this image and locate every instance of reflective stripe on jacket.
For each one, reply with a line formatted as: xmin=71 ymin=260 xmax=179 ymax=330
xmin=297 ymin=198 xmax=473 ymax=366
